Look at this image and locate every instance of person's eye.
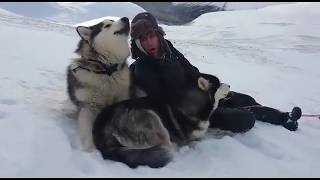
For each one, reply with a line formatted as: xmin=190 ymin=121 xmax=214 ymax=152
xmin=140 ymin=37 xmax=147 ymax=42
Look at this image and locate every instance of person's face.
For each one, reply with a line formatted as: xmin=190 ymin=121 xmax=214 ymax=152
xmin=139 ymin=31 xmax=160 ymax=57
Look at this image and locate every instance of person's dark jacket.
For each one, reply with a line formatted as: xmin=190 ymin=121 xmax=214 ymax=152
xmin=130 ymin=39 xmax=200 ymax=103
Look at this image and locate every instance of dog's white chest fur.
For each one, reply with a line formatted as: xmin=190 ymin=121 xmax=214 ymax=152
xmin=190 ymin=121 xmax=210 ymax=140
xmin=73 ymin=63 xmax=131 ymax=107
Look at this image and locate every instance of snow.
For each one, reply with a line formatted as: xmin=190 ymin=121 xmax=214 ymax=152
xmin=0 ymin=2 xmax=145 ymax=25
xmin=222 ymin=2 xmax=293 ymax=10
xmin=0 ymin=2 xmax=319 ymax=177
xmin=173 ymin=2 xmax=293 ymax=10
xmin=75 ymin=16 xmax=121 ymax=27
xmin=52 ymin=2 xmax=145 ymax=25
xmin=0 ymin=7 xmax=22 ymax=17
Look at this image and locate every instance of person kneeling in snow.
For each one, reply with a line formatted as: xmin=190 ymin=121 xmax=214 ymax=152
xmin=129 ymin=12 xmax=302 ymax=132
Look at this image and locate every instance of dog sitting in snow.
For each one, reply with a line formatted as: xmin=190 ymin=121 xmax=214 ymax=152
xmin=66 ymin=17 xmax=134 ymax=151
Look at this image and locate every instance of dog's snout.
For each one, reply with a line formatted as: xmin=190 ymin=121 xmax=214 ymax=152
xmin=120 ymin=17 xmax=129 ymax=24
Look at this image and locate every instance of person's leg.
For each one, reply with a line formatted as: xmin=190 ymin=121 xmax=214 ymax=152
xmin=220 ymin=91 xmax=302 ymax=131
xmin=218 ymin=91 xmax=260 ymax=108
xmin=245 ymin=106 xmax=301 ymax=131
xmin=209 ymin=107 xmax=255 ymax=133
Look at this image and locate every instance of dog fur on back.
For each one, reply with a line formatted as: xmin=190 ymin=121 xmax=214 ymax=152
xmin=67 ymin=17 xmax=133 ymax=151
xmin=92 ymin=73 xmax=230 ymax=168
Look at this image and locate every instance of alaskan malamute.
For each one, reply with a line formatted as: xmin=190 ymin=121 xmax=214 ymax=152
xmin=67 ymin=17 xmax=133 ymax=151
xmin=93 ymin=73 xmax=230 ymax=168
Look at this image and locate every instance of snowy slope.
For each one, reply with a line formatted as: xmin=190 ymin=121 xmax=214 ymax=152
xmin=173 ymin=2 xmax=293 ymax=10
xmin=75 ymin=16 xmax=121 ymax=27
xmin=0 ymin=2 xmax=145 ymax=25
xmin=52 ymin=2 xmax=145 ymax=25
xmin=0 ymin=7 xmax=22 ymax=17
xmin=219 ymin=2 xmax=293 ymax=10
xmin=0 ymin=2 xmax=320 ymax=177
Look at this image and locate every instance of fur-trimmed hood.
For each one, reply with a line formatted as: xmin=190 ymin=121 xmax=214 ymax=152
xmin=131 ymin=12 xmax=165 ymax=40
xmin=130 ymin=12 xmax=172 ymax=60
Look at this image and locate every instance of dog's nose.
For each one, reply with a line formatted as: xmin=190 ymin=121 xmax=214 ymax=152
xmin=120 ymin=17 xmax=129 ymax=24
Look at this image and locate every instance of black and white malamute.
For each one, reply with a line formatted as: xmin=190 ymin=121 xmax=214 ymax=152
xmin=93 ymin=73 xmax=230 ymax=168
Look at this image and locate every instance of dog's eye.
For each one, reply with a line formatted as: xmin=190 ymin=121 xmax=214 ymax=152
xmin=104 ymin=24 xmax=111 ymax=28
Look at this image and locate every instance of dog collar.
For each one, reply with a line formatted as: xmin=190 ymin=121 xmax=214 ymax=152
xmin=73 ymin=59 xmax=126 ymax=76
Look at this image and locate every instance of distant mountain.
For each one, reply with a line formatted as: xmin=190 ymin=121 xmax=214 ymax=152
xmin=0 ymin=2 xmax=292 ymax=26
xmin=217 ymin=2 xmax=293 ymax=10
xmin=132 ymin=2 xmax=292 ymax=25
xmin=132 ymin=2 xmax=225 ymax=25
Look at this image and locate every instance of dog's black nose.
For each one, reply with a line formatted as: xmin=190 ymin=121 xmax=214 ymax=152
xmin=120 ymin=17 xmax=129 ymax=24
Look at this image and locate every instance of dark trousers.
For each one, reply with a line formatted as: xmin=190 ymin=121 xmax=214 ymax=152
xmin=209 ymin=91 xmax=290 ymax=133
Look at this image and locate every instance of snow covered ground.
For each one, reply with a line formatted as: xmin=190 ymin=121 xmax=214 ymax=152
xmin=0 ymin=2 xmax=319 ymax=177
xmin=0 ymin=2 xmax=145 ymax=25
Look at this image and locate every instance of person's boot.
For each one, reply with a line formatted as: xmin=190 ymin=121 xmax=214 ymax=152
xmin=283 ymin=107 xmax=302 ymax=131
xmin=289 ymin=107 xmax=302 ymax=121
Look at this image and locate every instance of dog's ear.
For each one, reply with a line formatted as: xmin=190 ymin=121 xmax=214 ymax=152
xmin=198 ymin=77 xmax=210 ymax=91
xmin=76 ymin=26 xmax=92 ymax=41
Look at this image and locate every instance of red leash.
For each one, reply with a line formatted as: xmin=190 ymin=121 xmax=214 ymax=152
xmin=301 ymin=114 xmax=320 ymax=119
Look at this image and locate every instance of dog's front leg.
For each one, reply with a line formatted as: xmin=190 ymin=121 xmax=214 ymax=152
xmin=78 ymin=107 xmax=97 ymax=152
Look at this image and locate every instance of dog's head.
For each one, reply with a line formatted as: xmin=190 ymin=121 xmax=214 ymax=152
xmin=198 ymin=74 xmax=230 ymax=111
xmin=76 ymin=17 xmax=130 ymax=62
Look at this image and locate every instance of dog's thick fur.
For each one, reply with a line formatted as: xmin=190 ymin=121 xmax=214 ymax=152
xmin=93 ymin=73 xmax=230 ymax=168
xmin=67 ymin=17 xmax=133 ymax=151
